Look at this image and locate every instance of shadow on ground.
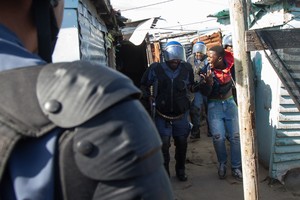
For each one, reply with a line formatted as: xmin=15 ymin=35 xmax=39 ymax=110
xmin=169 ymin=123 xmax=299 ymax=200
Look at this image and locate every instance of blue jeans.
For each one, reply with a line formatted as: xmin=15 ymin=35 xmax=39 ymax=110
xmin=190 ymin=92 xmax=205 ymax=129
xmin=207 ymin=96 xmax=241 ymax=169
xmin=193 ymin=92 xmax=204 ymax=109
xmin=155 ymin=112 xmax=190 ymax=137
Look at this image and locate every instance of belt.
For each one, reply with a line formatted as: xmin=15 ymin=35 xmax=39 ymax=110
xmin=156 ymin=109 xmax=184 ymax=120
xmin=208 ymin=95 xmax=234 ymax=102
xmin=209 ymin=90 xmax=233 ymax=101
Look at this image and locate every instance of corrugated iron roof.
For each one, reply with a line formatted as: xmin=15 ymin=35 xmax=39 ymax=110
xmin=121 ymin=17 xmax=161 ymax=45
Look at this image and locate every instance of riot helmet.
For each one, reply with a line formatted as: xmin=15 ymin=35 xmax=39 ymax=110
xmin=163 ymin=41 xmax=186 ymax=62
xmin=222 ymin=34 xmax=232 ymax=48
xmin=32 ymin=0 xmax=63 ymax=63
xmin=192 ymin=41 xmax=206 ymax=55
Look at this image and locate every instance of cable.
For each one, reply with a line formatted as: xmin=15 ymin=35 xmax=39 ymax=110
xmin=120 ymin=0 xmax=174 ymax=11
xmin=163 ymin=18 xmax=216 ymax=29
xmin=194 ymin=0 xmax=228 ymax=6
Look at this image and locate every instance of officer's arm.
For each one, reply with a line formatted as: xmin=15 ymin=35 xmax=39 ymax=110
xmin=140 ymin=68 xmax=152 ymax=100
xmin=140 ymin=63 xmax=158 ymax=102
xmin=185 ymin=62 xmax=196 ymax=92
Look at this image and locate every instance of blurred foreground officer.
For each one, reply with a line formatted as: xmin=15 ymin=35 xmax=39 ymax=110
xmin=0 ymin=0 xmax=173 ymax=199
xmin=140 ymin=41 xmax=195 ymax=182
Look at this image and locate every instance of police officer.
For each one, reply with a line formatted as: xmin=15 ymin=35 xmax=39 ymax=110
xmin=222 ymin=33 xmax=237 ymax=104
xmin=140 ymin=41 xmax=195 ymax=182
xmin=222 ymin=34 xmax=233 ymax=52
xmin=187 ymin=41 xmax=210 ymax=139
xmin=0 ymin=0 xmax=173 ymax=199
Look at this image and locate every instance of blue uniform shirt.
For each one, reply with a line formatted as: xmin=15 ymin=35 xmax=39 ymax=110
xmin=0 ymin=24 xmax=59 ymax=200
xmin=141 ymin=61 xmax=192 ymax=137
xmin=146 ymin=62 xmax=192 ymax=86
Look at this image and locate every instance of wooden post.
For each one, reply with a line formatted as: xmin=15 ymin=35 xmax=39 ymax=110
xmin=228 ymin=0 xmax=259 ymax=200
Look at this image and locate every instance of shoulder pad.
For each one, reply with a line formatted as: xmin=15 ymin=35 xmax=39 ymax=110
xmin=0 ymin=66 xmax=54 ymax=137
xmin=37 ymin=61 xmax=141 ymax=128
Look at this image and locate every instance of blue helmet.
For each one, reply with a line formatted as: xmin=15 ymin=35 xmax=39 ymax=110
xmin=192 ymin=41 xmax=206 ymax=54
xmin=163 ymin=41 xmax=186 ymax=62
xmin=222 ymin=34 xmax=232 ymax=48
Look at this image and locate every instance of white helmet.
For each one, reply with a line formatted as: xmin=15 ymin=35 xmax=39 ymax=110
xmin=163 ymin=41 xmax=186 ymax=62
xmin=222 ymin=34 xmax=232 ymax=48
xmin=192 ymin=42 xmax=206 ymax=54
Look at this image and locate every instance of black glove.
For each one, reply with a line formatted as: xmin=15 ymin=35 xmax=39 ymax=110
xmin=192 ymin=81 xmax=202 ymax=92
xmin=192 ymin=74 xmax=206 ymax=92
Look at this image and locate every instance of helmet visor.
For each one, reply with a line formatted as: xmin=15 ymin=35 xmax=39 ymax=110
xmin=164 ymin=44 xmax=186 ymax=61
xmin=193 ymin=43 xmax=206 ymax=54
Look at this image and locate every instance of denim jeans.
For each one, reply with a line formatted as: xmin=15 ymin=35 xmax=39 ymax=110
xmin=155 ymin=112 xmax=190 ymax=137
xmin=193 ymin=92 xmax=205 ymax=109
xmin=190 ymin=92 xmax=206 ymax=129
xmin=207 ymin=96 xmax=241 ymax=169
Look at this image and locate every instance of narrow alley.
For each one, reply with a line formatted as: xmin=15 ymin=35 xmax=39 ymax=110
xmin=169 ymin=123 xmax=299 ymax=200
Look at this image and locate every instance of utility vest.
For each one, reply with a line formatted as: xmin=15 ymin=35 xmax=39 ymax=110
xmin=154 ymin=63 xmax=190 ymax=117
xmin=187 ymin=55 xmax=208 ymax=83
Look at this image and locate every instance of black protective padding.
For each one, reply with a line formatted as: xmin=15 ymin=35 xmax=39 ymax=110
xmin=0 ymin=66 xmax=54 ymax=137
xmin=37 ymin=61 xmax=141 ymax=128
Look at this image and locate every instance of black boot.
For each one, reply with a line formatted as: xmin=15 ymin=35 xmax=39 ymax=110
xmin=161 ymin=136 xmax=171 ymax=177
xmin=203 ymin=101 xmax=212 ymax=137
xmin=174 ymin=136 xmax=188 ymax=181
xmin=190 ymin=126 xmax=200 ymax=139
xmin=164 ymin=163 xmax=170 ymax=177
xmin=190 ymin=106 xmax=200 ymax=139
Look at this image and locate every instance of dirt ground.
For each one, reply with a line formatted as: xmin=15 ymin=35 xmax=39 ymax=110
xmin=168 ymin=121 xmax=300 ymax=200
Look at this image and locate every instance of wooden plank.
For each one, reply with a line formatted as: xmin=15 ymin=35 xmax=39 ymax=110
xmin=192 ymin=31 xmax=222 ymax=51
xmin=229 ymin=0 xmax=259 ymax=199
xmin=246 ymin=29 xmax=300 ymax=51
xmin=192 ymin=31 xmax=222 ymax=44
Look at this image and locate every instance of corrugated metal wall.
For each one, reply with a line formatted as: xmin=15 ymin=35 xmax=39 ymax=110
xmin=271 ymin=47 xmax=300 ymax=182
xmin=53 ymin=0 xmax=112 ymax=65
xmin=78 ymin=0 xmax=108 ymax=65
xmin=253 ymin=1 xmax=300 ymax=183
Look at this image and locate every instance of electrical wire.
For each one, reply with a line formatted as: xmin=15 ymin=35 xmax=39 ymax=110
xmin=163 ymin=18 xmax=216 ymax=29
xmin=120 ymin=0 xmax=174 ymax=12
xmin=194 ymin=0 xmax=228 ymax=6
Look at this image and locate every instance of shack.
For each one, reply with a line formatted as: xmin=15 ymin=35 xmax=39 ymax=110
xmin=52 ymin=0 xmax=123 ymax=69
